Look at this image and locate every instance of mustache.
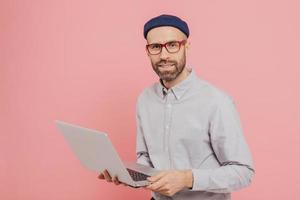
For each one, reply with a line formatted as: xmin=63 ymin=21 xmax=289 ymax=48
xmin=156 ymin=60 xmax=177 ymax=66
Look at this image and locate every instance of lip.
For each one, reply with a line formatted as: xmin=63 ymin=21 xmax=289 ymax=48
xmin=158 ymin=64 xmax=175 ymax=67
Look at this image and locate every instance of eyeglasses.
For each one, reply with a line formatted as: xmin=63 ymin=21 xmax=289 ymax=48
xmin=146 ymin=40 xmax=187 ymax=55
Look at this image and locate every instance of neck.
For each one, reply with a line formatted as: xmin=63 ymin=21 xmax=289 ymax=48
xmin=163 ymin=67 xmax=191 ymax=89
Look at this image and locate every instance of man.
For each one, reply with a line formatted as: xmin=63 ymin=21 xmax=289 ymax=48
xmin=99 ymin=14 xmax=255 ymax=200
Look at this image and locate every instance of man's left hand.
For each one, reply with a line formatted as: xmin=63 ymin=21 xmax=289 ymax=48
xmin=145 ymin=170 xmax=193 ymax=197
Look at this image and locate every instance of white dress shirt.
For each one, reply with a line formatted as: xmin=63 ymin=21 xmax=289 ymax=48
xmin=136 ymin=68 xmax=254 ymax=200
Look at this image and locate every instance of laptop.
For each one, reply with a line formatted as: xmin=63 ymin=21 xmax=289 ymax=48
xmin=55 ymin=120 xmax=159 ymax=188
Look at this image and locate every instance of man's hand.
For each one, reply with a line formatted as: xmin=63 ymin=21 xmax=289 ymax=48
xmin=146 ymin=170 xmax=193 ymax=197
xmin=98 ymin=169 xmax=128 ymax=187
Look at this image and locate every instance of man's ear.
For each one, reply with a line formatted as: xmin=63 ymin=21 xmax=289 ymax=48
xmin=185 ymin=41 xmax=191 ymax=50
xmin=145 ymin=47 xmax=150 ymax=57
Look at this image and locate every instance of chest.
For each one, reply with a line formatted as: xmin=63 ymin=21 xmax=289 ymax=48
xmin=139 ymin=97 xmax=213 ymax=151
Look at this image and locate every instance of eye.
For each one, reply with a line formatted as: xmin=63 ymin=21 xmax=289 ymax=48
xmin=149 ymin=44 xmax=161 ymax=49
xmin=167 ymin=41 xmax=179 ymax=48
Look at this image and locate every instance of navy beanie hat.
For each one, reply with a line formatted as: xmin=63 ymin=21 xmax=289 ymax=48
xmin=143 ymin=14 xmax=190 ymax=39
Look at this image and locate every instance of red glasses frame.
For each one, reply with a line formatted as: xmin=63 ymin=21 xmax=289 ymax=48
xmin=146 ymin=40 xmax=187 ymax=55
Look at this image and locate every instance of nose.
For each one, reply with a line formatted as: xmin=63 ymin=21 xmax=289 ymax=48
xmin=159 ymin=46 xmax=170 ymax=60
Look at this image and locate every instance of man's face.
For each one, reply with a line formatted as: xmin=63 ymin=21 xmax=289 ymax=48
xmin=146 ymin=26 xmax=188 ymax=82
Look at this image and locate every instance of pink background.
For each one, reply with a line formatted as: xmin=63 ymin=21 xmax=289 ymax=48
xmin=1 ymin=0 xmax=300 ymax=199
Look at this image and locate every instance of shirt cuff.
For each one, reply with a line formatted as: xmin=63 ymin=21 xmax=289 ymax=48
xmin=191 ymin=168 xmax=214 ymax=191
xmin=137 ymin=155 xmax=152 ymax=167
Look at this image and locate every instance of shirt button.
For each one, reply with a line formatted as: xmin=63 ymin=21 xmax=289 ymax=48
xmin=166 ymin=125 xmax=169 ymax=129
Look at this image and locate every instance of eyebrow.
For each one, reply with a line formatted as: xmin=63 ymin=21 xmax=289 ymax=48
xmin=148 ymin=40 xmax=180 ymax=45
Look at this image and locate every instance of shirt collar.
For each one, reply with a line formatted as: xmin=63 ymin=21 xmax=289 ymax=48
xmin=156 ymin=68 xmax=197 ymax=100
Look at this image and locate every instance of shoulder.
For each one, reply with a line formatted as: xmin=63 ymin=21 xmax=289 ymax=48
xmin=194 ymin=78 xmax=235 ymax=106
xmin=136 ymin=83 xmax=158 ymax=106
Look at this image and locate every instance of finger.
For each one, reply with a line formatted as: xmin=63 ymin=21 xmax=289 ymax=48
xmin=159 ymin=190 xmax=173 ymax=197
xmin=146 ymin=180 xmax=165 ymax=191
xmin=98 ymin=173 xmax=105 ymax=179
xmin=147 ymin=172 xmax=166 ymax=182
xmin=112 ymin=176 xmax=120 ymax=185
xmin=121 ymin=183 xmax=128 ymax=187
xmin=103 ymin=170 xmax=112 ymax=182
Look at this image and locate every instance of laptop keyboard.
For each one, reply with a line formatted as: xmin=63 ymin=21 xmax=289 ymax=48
xmin=126 ymin=168 xmax=150 ymax=181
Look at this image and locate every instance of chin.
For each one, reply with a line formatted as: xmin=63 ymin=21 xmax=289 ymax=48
xmin=160 ymin=75 xmax=176 ymax=82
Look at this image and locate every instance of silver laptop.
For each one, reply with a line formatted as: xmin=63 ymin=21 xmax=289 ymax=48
xmin=55 ymin=120 xmax=159 ymax=188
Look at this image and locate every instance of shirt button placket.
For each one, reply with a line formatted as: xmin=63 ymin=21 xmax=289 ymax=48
xmin=164 ymin=92 xmax=172 ymax=167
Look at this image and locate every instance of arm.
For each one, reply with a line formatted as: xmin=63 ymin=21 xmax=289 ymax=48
xmin=191 ymin=95 xmax=255 ymax=193
xmin=135 ymin=98 xmax=153 ymax=167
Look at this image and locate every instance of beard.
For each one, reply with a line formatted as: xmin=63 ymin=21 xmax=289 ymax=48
xmin=151 ymin=54 xmax=186 ymax=82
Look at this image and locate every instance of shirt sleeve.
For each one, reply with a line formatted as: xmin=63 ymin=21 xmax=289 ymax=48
xmin=191 ymin=95 xmax=255 ymax=193
xmin=135 ymin=97 xmax=153 ymax=167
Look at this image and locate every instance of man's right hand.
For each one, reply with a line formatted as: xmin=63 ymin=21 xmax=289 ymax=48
xmin=98 ymin=169 xmax=128 ymax=187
